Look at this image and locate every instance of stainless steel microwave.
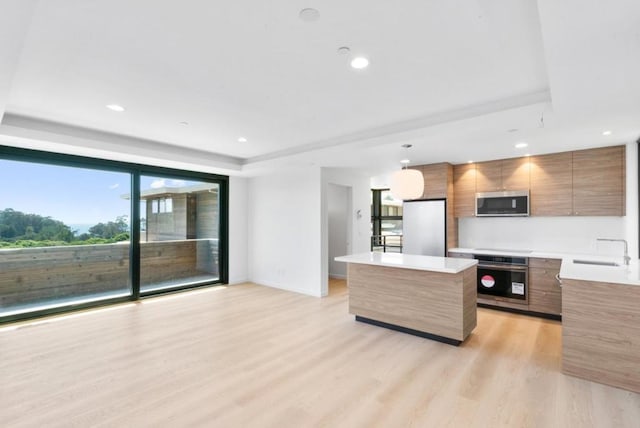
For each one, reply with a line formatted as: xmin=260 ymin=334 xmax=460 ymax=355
xmin=476 ymin=190 xmax=529 ymax=217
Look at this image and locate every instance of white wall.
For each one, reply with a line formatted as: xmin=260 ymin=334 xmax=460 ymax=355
xmin=459 ymin=142 xmax=639 ymax=258
xmin=248 ymin=167 xmax=323 ymax=297
xmin=321 ymin=168 xmax=372 ymax=295
xmin=0 ymin=1 xmax=37 ymax=121
xmin=228 ymin=176 xmax=248 ymax=284
xmin=458 ymin=216 xmax=625 ymax=255
xmin=327 ymin=184 xmax=349 ymax=279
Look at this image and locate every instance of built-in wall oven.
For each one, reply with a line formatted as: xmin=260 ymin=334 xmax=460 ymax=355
xmin=475 ymin=254 xmax=528 ymax=304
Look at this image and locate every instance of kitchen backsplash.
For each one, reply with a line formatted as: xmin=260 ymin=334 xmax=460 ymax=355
xmin=458 ymin=216 xmax=626 ymax=255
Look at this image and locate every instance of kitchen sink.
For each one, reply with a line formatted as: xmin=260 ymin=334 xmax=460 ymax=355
xmin=572 ymin=259 xmax=620 ymax=267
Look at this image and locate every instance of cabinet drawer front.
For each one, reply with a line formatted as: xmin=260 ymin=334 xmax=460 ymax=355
xmin=529 ymin=267 xmax=562 ymax=293
xmin=529 ymin=289 xmax=562 ymax=315
xmin=529 ymin=257 xmax=561 ymax=270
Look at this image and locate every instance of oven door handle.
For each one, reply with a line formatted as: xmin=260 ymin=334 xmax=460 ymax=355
xmin=478 ymin=264 xmax=528 ymax=272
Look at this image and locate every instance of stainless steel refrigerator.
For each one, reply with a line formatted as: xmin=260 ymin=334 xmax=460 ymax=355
xmin=402 ymin=199 xmax=446 ymax=256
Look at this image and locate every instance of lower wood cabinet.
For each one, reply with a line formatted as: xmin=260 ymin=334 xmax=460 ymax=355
xmin=562 ymin=277 xmax=640 ymax=393
xmin=528 ymin=258 xmax=562 ymax=316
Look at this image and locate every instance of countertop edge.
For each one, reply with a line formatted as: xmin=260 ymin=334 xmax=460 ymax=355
xmin=335 ymin=253 xmax=478 ymax=274
xmin=449 ymin=247 xmax=640 ymax=287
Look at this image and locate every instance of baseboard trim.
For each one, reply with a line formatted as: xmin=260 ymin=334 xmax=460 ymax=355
xmin=477 ymin=303 xmax=562 ymax=321
xmin=250 ymin=279 xmax=323 ymax=298
xmin=355 ymin=315 xmax=462 ymax=346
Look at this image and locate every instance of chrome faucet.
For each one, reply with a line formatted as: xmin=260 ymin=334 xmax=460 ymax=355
xmin=597 ymin=238 xmax=630 ymax=266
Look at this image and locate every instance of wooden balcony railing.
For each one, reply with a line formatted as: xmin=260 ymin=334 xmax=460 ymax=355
xmin=0 ymin=239 xmax=219 ymax=311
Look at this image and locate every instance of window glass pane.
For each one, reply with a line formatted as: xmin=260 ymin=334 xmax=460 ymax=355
xmin=371 ymin=189 xmax=403 ymax=253
xmin=0 ymin=159 xmax=131 ymax=317
xmin=381 ymin=190 xmax=403 ymax=216
xmin=380 ymin=219 xmax=403 ymax=235
xmin=140 ymin=176 xmax=220 ymax=293
xmin=140 ymin=201 xmax=147 ymax=231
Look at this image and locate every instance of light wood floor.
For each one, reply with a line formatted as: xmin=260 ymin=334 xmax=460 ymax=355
xmin=1 ymin=279 xmax=639 ymax=427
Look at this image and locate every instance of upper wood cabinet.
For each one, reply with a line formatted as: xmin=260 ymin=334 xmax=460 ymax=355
xmin=454 ymin=145 xmax=625 ymax=217
xmin=502 ymin=157 xmax=531 ymax=190
xmin=421 ymin=163 xmax=450 ymax=199
xmin=453 ymin=163 xmax=476 ymax=217
xmin=530 ymin=152 xmax=573 ymax=216
xmin=476 ymin=158 xmax=530 ymax=193
xmin=475 ymin=160 xmax=502 ymax=192
xmin=572 ymin=146 xmax=625 ymax=216
xmin=410 ymin=163 xmax=458 ymax=248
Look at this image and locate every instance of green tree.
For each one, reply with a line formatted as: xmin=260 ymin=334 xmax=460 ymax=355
xmin=88 ymin=215 xmax=128 ymax=239
xmin=0 ymin=223 xmax=16 ymax=239
xmin=0 ymin=208 xmax=74 ymax=242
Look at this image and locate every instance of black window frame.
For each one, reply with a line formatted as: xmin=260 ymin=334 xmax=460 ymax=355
xmin=0 ymin=145 xmax=229 ymax=323
xmin=371 ymin=188 xmax=403 ymax=248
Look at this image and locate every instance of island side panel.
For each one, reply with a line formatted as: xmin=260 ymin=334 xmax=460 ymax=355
xmin=562 ymin=278 xmax=640 ymax=393
xmin=347 ymin=263 xmax=474 ymax=341
xmin=461 ymin=265 xmax=478 ymax=339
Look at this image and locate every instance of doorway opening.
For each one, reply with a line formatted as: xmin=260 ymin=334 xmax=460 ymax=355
xmin=327 ymin=183 xmax=352 ymax=295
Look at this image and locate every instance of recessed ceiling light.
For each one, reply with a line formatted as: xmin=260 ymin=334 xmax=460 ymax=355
xmin=337 ymin=46 xmax=351 ymax=55
xmin=515 ymin=142 xmax=528 ymax=149
xmin=299 ymin=8 xmax=320 ymax=22
xmin=507 ymin=128 xmax=519 ymax=133
xmin=350 ymin=57 xmax=369 ymax=69
xmin=179 ymin=121 xmax=189 ymax=126
xmin=106 ymin=104 xmax=125 ymax=112
xmin=602 ymin=130 xmax=612 ymax=136
xmin=238 ymin=137 xmax=247 ymax=143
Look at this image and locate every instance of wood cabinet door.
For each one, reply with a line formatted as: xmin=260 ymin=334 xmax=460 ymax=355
xmin=530 ymin=152 xmax=573 ymax=216
xmin=528 ymin=259 xmax=562 ymax=316
xmin=408 ymin=166 xmax=426 ymax=199
xmin=453 ymin=163 xmax=476 ymax=217
xmin=572 ymin=146 xmax=625 ymax=216
xmin=501 ymin=157 xmax=530 ymax=191
xmin=422 ymin=163 xmax=449 ymax=199
xmin=475 ymin=160 xmax=502 ymax=192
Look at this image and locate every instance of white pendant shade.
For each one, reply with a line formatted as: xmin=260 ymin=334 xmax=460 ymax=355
xmin=390 ymin=168 xmax=424 ymax=200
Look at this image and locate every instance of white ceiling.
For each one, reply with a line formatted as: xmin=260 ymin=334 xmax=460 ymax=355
xmin=1 ymin=0 xmax=639 ymax=177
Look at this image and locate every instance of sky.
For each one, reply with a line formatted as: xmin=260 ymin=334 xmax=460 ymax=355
xmin=0 ymin=159 xmax=198 ymax=226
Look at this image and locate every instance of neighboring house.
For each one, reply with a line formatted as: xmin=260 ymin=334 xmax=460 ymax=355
xmin=123 ymin=183 xmax=219 ymax=242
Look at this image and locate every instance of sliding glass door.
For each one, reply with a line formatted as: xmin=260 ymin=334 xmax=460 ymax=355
xmin=0 ymin=159 xmax=131 ymax=318
xmin=139 ymin=175 xmax=221 ymax=294
xmin=0 ymin=146 xmax=228 ymax=323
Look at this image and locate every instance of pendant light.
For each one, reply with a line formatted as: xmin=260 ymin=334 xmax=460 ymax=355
xmin=390 ymin=144 xmax=424 ymax=200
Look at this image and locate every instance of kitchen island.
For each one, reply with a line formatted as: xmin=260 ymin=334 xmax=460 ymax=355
xmin=334 ymin=252 xmax=478 ymax=345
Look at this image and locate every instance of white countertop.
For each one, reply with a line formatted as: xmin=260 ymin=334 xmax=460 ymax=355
xmin=559 ymin=259 xmax=640 ymax=286
xmin=449 ymin=247 xmax=640 ymax=287
xmin=334 ymin=252 xmax=477 ymax=274
xmin=449 ymin=247 xmax=571 ymax=259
